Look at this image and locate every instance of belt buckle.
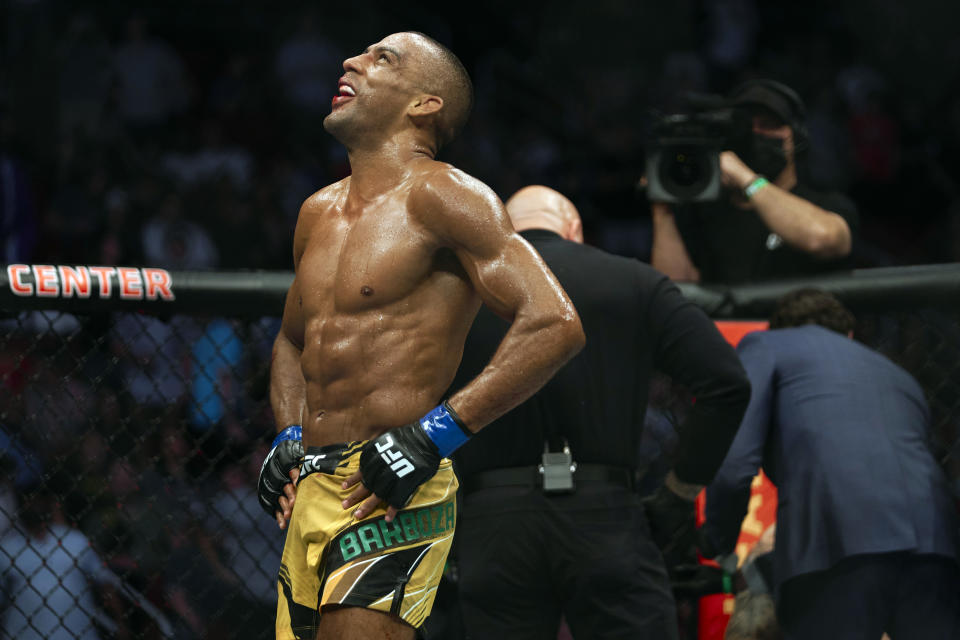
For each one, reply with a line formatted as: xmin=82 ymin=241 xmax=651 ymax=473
xmin=539 ymin=446 xmax=576 ymax=494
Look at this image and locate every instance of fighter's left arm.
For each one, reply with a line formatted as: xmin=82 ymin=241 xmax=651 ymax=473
xmin=720 ymin=151 xmax=851 ymax=258
xmin=342 ymin=169 xmax=583 ymax=519
xmin=417 ymin=167 xmax=585 ymax=431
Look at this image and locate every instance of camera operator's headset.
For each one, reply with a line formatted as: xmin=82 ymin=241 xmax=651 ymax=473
xmin=728 ymin=78 xmax=809 ymax=152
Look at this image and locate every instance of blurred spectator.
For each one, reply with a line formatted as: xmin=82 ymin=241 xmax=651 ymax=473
xmin=109 ymin=312 xmax=197 ymax=408
xmin=97 ymin=185 xmax=142 ymax=265
xmin=205 ymin=448 xmax=283 ymax=629
xmin=273 ymin=10 xmax=344 ymax=116
xmin=188 ymin=317 xmax=243 ymax=432
xmin=0 ymin=487 xmax=125 ymax=639
xmin=210 ymin=187 xmax=269 ymax=268
xmin=703 ymin=0 xmax=759 ymax=78
xmin=21 ymin=351 xmax=96 ymax=456
xmin=113 ymin=14 xmax=191 ymax=137
xmin=160 ymin=119 xmax=254 ymax=192
xmin=0 ymin=425 xmax=42 ymax=492
xmin=141 ymin=193 xmax=219 ymax=270
xmin=55 ymin=12 xmax=114 ymax=140
xmin=0 ymin=112 xmax=38 ymax=263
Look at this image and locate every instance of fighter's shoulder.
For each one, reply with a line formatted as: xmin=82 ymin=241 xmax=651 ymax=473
xmin=300 ymin=178 xmax=350 ymax=219
xmin=408 ymin=162 xmax=501 ymax=219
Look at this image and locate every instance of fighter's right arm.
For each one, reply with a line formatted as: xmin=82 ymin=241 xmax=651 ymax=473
xmin=650 ymin=202 xmax=701 ymax=282
xmin=261 ymin=198 xmax=315 ymax=527
xmin=269 ymin=194 xmax=318 ymax=428
xmin=270 ymin=279 xmax=306 ymax=431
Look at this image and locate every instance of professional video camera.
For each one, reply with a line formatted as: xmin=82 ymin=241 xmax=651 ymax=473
xmin=643 ymin=94 xmax=754 ymax=204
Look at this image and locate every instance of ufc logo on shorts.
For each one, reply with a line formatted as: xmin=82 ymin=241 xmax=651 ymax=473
xmin=376 ymin=435 xmax=414 ymax=478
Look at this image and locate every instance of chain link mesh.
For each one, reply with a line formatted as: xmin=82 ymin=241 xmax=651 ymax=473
xmin=1 ymin=310 xmax=281 ymax=639
xmin=0 ymin=305 xmax=957 ymax=638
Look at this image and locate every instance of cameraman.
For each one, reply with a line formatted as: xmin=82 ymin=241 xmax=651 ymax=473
xmin=650 ymin=79 xmax=859 ymax=284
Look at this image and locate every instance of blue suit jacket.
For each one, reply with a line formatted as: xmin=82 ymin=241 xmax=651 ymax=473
xmin=704 ymin=325 xmax=959 ymax=590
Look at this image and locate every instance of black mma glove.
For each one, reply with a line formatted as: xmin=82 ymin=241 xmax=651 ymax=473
xmin=359 ymin=401 xmax=471 ymax=509
xmin=642 ymin=480 xmax=699 ymax=569
xmin=258 ymin=425 xmax=303 ymax=517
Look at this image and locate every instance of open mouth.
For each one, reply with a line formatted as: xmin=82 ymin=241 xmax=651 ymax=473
xmin=332 ymin=80 xmax=356 ymax=108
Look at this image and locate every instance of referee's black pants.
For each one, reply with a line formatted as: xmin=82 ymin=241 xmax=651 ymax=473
xmin=455 ymin=484 xmax=678 ymax=640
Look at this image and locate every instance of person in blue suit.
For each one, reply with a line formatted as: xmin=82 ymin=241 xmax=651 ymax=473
xmin=701 ymin=288 xmax=960 ymax=640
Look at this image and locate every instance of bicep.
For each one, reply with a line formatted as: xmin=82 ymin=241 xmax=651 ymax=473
xmin=279 ymin=275 xmax=304 ymax=348
xmin=420 ymin=171 xmax=570 ymax=320
xmin=456 ymin=232 xmax=567 ymax=322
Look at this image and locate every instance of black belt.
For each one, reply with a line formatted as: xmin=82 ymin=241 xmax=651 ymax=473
xmin=462 ymin=464 xmax=635 ymax=494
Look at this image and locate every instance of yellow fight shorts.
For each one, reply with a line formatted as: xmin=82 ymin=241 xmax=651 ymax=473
xmin=276 ymin=441 xmax=458 ymax=639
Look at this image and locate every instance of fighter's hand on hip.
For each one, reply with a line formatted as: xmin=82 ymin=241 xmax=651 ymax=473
xmin=343 ymin=402 xmax=471 ymax=520
xmin=258 ymin=425 xmax=304 ymax=528
xmin=341 ymin=470 xmax=399 ymax=522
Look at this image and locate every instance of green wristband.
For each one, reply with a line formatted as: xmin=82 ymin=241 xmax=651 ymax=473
xmin=722 ymin=571 xmax=733 ymax=594
xmin=744 ymin=176 xmax=769 ymax=198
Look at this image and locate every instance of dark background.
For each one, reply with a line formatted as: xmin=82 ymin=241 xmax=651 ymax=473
xmin=4 ymin=0 xmax=960 ymax=273
xmin=2 ymin=3 xmax=960 ymax=638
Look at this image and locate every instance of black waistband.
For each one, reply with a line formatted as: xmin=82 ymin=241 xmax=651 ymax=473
xmin=461 ymin=464 xmax=635 ymax=494
xmin=299 ymin=442 xmax=362 ymax=479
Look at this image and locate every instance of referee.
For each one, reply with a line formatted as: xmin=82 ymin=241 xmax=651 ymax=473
xmin=447 ymin=185 xmax=751 ymax=639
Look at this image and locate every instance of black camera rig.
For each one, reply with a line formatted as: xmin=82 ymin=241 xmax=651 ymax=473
xmin=644 ymin=96 xmax=754 ymax=204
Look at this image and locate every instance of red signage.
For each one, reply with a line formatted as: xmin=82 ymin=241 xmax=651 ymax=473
xmin=7 ymin=265 xmax=175 ymax=301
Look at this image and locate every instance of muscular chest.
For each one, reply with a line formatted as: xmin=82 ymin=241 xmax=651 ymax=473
xmin=298 ymin=207 xmax=436 ymax=314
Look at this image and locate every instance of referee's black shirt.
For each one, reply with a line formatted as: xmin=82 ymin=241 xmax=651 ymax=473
xmin=448 ymin=229 xmax=750 ymax=486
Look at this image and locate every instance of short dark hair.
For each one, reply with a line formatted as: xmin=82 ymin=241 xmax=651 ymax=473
xmin=407 ymin=32 xmax=473 ymax=149
xmin=768 ymin=288 xmax=856 ymax=335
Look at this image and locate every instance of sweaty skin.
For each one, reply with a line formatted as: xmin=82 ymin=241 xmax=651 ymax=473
xmin=269 ymin=31 xmax=584 ymax=525
xmin=285 ymin=165 xmax=574 ymax=446
xmin=269 ymin=34 xmax=582 ymax=639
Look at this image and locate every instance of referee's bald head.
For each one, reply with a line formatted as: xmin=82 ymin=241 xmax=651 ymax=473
xmin=505 ymin=185 xmax=583 ymax=243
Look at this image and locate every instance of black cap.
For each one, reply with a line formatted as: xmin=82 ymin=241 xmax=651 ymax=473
xmin=727 ymin=80 xmax=803 ymax=126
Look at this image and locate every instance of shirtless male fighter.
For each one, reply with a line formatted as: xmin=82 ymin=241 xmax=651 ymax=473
xmin=257 ymin=32 xmax=585 ymax=640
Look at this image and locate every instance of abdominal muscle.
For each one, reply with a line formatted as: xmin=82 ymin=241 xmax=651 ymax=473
xmin=299 ymin=302 xmax=474 ymax=448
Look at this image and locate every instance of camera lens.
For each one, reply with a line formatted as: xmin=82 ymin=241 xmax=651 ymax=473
xmin=667 ymin=151 xmax=702 ymax=187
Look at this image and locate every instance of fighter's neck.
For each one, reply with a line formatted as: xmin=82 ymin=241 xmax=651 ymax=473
xmin=346 ymin=144 xmax=435 ymax=198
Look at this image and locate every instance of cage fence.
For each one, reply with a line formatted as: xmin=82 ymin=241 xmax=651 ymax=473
xmin=1 ymin=265 xmax=959 ymax=639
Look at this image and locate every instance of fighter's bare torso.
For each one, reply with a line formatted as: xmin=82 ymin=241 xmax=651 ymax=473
xmin=284 ymin=161 xmax=484 ymax=447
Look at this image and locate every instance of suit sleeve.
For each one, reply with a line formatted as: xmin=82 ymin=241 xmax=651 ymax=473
xmin=646 ymin=277 xmax=751 ymax=485
xmin=702 ymin=331 xmax=777 ymax=555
